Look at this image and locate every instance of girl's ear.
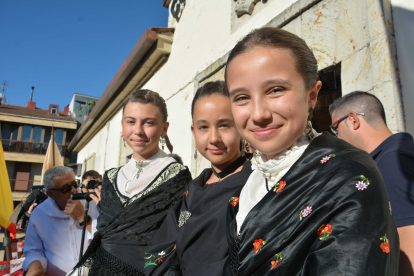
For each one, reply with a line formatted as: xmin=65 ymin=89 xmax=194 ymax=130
xmin=308 ymin=80 xmax=322 ymax=108
xmin=162 ymin=122 xmax=170 ymax=137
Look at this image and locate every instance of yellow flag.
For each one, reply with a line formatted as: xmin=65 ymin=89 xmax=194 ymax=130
xmin=41 ymin=137 xmax=64 ymax=185
xmin=0 ymin=142 xmax=16 ymax=238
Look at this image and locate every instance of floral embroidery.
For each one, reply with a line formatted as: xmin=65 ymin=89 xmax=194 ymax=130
xmin=317 ymin=223 xmax=332 ymax=240
xmin=389 ymin=202 xmax=392 ymax=215
xmin=356 ymin=181 xmax=368 ymax=190
xmin=253 ymin=239 xmax=266 ymax=253
xmin=229 ymin=197 xmax=239 ymax=206
xmin=273 ymin=181 xmax=286 ymax=193
xmin=300 ymin=206 xmax=312 ymax=220
xmin=270 ymin=253 xmax=283 ymax=270
xmin=380 ymin=234 xmax=390 ymax=253
xmin=144 ymin=246 xmax=177 ymax=268
xmin=185 ymin=190 xmax=189 ymax=196
xmin=320 ymin=154 xmax=336 ymax=164
xmin=356 ymin=175 xmax=370 ymax=190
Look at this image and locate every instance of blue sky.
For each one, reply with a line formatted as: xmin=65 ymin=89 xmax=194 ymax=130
xmin=0 ymin=1 xmax=168 ymax=110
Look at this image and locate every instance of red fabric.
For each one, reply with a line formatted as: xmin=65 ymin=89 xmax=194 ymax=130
xmin=6 ymin=223 xmax=16 ymax=239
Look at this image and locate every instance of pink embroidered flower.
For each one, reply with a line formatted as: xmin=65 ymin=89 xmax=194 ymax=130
xmin=356 ymin=181 xmax=368 ymax=190
xmin=316 ymin=133 xmax=322 ymax=137
xmin=389 ymin=202 xmax=392 ymax=215
xmin=320 ymin=156 xmax=330 ymax=163
xmin=300 ymin=206 xmax=312 ymax=220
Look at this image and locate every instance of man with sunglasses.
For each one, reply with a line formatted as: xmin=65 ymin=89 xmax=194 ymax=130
xmin=329 ymin=91 xmax=414 ymax=276
xmin=23 ymin=166 xmax=95 ymax=276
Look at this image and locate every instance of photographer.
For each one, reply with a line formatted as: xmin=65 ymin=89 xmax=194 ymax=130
xmin=80 ymin=170 xmax=102 ymax=225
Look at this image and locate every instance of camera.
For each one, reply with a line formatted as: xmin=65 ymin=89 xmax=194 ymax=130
xmin=86 ymin=180 xmax=102 ymax=190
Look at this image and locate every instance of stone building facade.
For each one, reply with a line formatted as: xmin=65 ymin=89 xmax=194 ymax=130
xmin=69 ymin=0 xmax=414 ymax=177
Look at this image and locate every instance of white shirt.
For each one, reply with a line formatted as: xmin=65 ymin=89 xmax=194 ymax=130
xmin=23 ymin=197 xmax=94 ymax=276
xmin=116 ymin=150 xmax=176 ymax=197
xmin=236 ymin=132 xmax=312 ymax=233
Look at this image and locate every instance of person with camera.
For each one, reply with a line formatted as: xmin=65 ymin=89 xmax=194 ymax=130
xmin=23 ymin=166 xmax=95 ymax=276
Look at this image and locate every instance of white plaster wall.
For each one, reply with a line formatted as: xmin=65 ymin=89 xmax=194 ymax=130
xmin=391 ymin=0 xmax=414 ymax=136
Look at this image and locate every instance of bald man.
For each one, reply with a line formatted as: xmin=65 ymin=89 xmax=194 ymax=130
xmin=329 ymin=91 xmax=414 ymax=276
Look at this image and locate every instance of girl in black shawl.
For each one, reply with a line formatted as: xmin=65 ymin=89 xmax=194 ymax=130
xmin=144 ymin=81 xmax=252 ymax=276
xmin=223 ymin=27 xmax=399 ymax=275
xmin=71 ymin=90 xmax=192 ymax=276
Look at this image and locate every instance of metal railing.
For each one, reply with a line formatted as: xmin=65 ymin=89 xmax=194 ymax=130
xmin=10 ymin=179 xmax=42 ymax=192
xmin=1 ymin=139 xmax=67 ymax=156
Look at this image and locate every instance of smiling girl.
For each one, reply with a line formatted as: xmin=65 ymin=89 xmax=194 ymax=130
xmin=144 ymin=81 xmax=252 ymax=276
xmin=223 ymin=28 xmax=398 ymax=275
xmin=72 ymin=90 xmax=192 ymax=275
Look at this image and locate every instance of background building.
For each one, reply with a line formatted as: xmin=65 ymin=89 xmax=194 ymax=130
xmin=69 ymin=0 xmax=414 ymax=178
xmin=0 ymin=101 xmax=77 ymax=203
xmin=68 ymin=93 xmax=99 ymax=125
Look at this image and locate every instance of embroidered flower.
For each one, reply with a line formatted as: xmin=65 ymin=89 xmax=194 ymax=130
xmin=317 ymin=223 xmax=332 ymax=240
xmin=185 ymin=191 xmax=189 ymax=196
xmin=356 ymin=181 xmax=368 ymax=190
xmin=300 ymin=206 xmax=312 ymax=220
xmin=273 ymin=181 xmax=286 ymax=193
xmin=270 ymin=253 xmax=283 ymax=270
xmin=229 ymin=197 xmax=239 ymax=206
xmin=389 ymin=202 xmax=392 ymax=215
xmin=380 ymin=234 xmax=390 ymax=253
xmin=174 ymin=245 xmax=176 ymax=250
xmin=158 ymin=251 xmax=166 ymax=256
xmin=253 ymin=239 xmax=266 ymax=253
xmin=320 ymin=154 xmax=336 ymax=164
xmin=158 ymin=259 xmax=163 ymax=264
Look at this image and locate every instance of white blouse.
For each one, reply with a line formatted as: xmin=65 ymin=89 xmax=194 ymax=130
xmin=116 ymin=150 xmax=176 ymax=198
xmin=236 ymin=132 xmax=314 ymax=233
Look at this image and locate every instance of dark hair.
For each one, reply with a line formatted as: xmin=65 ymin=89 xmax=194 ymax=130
xmin=82 ymin=170 xmax=102 ymax=182
xmin=225 ymin=27 xmax=318 ymax=90
xmin=123 ymin=89 xmax=168 ymax=122
xmin=191 ymin=81 xmax=228 ymax=117
xmin=329 ymin=91 xmax=387 ymax=126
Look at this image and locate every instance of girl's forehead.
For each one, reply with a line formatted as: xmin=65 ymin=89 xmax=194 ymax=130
xmin=124 ymin=102 xmax=162 ymax=116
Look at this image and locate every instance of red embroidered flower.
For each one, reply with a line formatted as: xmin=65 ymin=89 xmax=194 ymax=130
xmin=174 ymin=245 xmax=176 ymax=250
xmin=253 ymin=239 xmax=266 ymax=253
xmin=317 ymin=224 xmax=332 ymax=235
xmin=270 ymin=253 xmax=283 ymax=270
xmin=185 ymin=191 xmax=189 ymax=196
xmin=229 ymin=197 xmax=239 ymax=206
xmin=380 ymin=234 xmax=390 ymax=253
xmin=274 ymin=181 xmax=286 ymax=193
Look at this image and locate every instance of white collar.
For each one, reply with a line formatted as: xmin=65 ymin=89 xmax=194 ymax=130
xmin=251 ymin=132 xmax=311 ymax=186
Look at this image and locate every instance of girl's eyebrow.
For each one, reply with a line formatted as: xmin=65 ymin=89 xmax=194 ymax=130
xmin=195 ymin=120 xmax=208 ymax=125
xmin=229 ymin=78 xmax=291 ymax=96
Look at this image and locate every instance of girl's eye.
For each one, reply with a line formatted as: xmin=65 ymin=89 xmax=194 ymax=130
xmin=146 ymin=121 xmax=154 ymax=125
xmin=269 ymin=87 xmax=284 ymax=94
xmin=127 ymin=121 xmax=134 ymax=124
xmin=220 ymin=124 xmax=230 ymax=128
xmin=198 ymin=126 xmax=208 ymax=130
xmin=234 ymin=95 xmax=249 ymax=102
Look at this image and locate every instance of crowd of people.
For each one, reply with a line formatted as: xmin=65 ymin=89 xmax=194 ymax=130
xmin=21 ymin=27 xmax=414 ymax=276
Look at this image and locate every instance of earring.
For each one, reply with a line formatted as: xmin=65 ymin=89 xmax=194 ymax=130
xmin=305 ymin=121 xmax=315 ymax=141
xmin=193 ymin=148 xmax=198 ymax=160
xmin=123 ymin=137 xmax=126 ymax=147
xmin=254 ymin=149 xmax=262 ymax=156
xmin=160 ymin=136 xmax=166 ymax=151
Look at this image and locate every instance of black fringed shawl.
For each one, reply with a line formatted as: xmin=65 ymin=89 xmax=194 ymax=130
xmin=224 ymin=132 xmax=399 ymax=276
xmin=71 ymin=162 xmax=192 ymax=276
xmin=144 ymin=161 xmax=252 ymax=276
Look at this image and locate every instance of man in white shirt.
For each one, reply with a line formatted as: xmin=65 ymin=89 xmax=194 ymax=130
xmin=23 ymin=166 xmax=95 ymax=276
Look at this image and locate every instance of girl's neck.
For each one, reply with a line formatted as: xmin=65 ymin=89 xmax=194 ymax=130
xmin=133 ymin=148 xmax=160 ymax=161
xmin=211 ymin=152 xmax=242 ymax=173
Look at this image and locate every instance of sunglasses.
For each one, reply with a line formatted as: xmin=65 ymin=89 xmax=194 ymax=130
xmin=49 ymin=180 xmax=79 ymax=194
xmin=329 ymin=113 xmax=365 ymax=136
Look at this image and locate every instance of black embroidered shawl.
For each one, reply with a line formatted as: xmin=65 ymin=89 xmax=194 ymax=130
xmin=224 ymin=132 xmax=399 ymax=276
xmin=71 ymin=162 xmax=192 ymax=276
xmin=144 ymin=161 xmax=252 ymax=276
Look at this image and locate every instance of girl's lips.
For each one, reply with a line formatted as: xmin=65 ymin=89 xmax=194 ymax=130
xmin=208 ymin=148 xmax=225 ymax=154
xmin=251 ymin=126 xmax=281 ymax=138
xmin=133 ymin=140 xmax=147 ymax=145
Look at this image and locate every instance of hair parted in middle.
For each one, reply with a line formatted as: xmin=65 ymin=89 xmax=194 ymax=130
xmin=123 ymin=89 xmax=168 ymax=122
xmin=225 ymin=27 xmax=319 ymax=90
xmin=191 ymin=80 xmax=228 ymax=118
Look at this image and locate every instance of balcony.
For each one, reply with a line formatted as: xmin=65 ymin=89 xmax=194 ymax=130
xmin=1 ymin=139 xmax=67 ymax=156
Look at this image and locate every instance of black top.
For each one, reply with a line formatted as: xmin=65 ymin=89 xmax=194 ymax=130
xmin=370 ymin=132 xmax=414 ymax=227
xmin=224 ymin=132 xmax=399 ymax=276
xmin=144 ymin=161 xmax=252 ymax=276
xmin=71 ymin=162 xmax=192 ymax=276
